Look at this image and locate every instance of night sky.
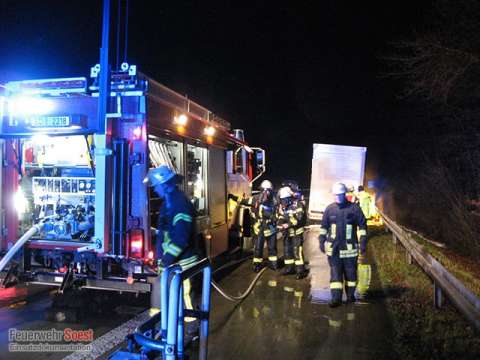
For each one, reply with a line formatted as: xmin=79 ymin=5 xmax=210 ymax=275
xmin=0 ymin=0 xmax=432 ymax=188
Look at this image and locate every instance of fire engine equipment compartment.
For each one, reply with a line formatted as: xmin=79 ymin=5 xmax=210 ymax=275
xmin=22 ymin=135 xmax=95 ymax=242
xmin=0 ymin=68 xmax=265 ymax=296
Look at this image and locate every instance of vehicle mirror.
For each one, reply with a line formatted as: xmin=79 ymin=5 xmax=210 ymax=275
xmin=251 ymin=147 xmax=265 ymax=183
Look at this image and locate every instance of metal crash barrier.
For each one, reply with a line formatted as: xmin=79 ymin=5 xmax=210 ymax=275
xmin=110 ymin=258 xmax=212 ymax=360
xmin=379 ymin=210 xmax=480 ymax=331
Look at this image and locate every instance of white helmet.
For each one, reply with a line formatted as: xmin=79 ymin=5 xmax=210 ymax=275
xmin=332 ymin=182 xmax=347 ymax=195
xmin=278 ymin=186 xmax=294 ymax=199
xmin=260 ymin=180 xmax=273 ymax=190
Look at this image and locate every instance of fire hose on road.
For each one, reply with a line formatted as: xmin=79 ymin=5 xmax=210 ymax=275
xmin=211 ymin=255 xmax=267 ymax=302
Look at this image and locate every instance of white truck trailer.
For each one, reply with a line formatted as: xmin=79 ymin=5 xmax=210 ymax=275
xmin=308 ymin=143 xmax=367 ymax=220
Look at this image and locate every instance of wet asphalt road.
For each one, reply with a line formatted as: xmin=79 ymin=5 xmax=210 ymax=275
xmin=0 ymin=227 xmax=394 ymax=359
xmin=206 ymin=228 xmax=394 ymax=360
xmin=0 ymin=285 xmax=146 ymax=360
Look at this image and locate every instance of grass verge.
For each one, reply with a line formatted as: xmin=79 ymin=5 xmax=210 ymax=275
xmin=409 ymin=232 xmax=480 ymax=297
xmin=368 ymin=227 xmax=480 ymax=360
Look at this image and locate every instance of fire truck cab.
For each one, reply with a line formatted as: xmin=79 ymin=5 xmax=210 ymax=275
xmin=0 ymin=64 xmax=265 ymax=295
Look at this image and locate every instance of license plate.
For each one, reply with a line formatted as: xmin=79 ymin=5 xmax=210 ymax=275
xmin=30 ymin=116 xmax=70 ymax=128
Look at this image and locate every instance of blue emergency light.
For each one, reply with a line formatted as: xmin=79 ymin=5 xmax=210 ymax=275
xmin=0 ymin=77 xmax=97 ymax=136
xmin=5 ymin=77 xmax=87 ymax=96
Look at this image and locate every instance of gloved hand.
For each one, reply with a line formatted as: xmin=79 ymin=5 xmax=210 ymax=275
xmin=156 ymin=260 xmax=165 ymax=275
xmin=151 ymin=227 xmax=159 ymax=238
xmin=319 ymin=241 xmax=325 ymax=254
xmin=360 ymin=242 xmax=367 ymax=256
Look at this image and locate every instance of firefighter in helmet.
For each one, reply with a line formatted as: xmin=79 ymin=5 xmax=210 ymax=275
xmin=144 ymin=165 xmax=200 ymax=324
xmin=280 ymin=180 xmax=306 ymax=207
xmin=250 ymin=179 xmax=279 ymax=272
xmin=319 ymin=182 xmax=367 ymax=307
xmin=277 ymin=186 xmax=308 ymax=280
xmin=144 ymin=165 xmax=199 ymax=271
xmin=357 ymin=185 xmax=372 ymax=219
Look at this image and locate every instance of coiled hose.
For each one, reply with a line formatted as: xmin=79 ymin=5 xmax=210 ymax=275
xmin=211 ymin=254 xmax=268 ymax=302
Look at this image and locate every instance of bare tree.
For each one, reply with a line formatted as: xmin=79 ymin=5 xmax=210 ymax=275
xmin=385 ymin=0 xmax=480 ymax=105
xmin=383 ymin=0 xmax=480 ymax=255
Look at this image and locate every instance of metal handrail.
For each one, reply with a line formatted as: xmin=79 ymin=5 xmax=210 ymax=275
xmin=133 ymin=258 xmax=212 ymax=360
xmin=379 ymin=210 xmax=480 ymax=330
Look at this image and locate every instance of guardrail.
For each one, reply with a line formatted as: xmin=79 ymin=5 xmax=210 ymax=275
xmin=379 ymin=210 xmax=480 ymax=330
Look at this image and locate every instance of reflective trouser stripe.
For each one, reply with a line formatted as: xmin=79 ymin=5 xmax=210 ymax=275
xmin=347 ymin=281 xmax=357 ymax=287
xmin=295 ymin=245 xmax=304 ymax=265
xmin=319 ymin=228 xmax=327 ymax=235
xmin=253 ymin=257 xmax=263 ymax=263
xmin=358 ymin=229 xmax=367 ymax=236
xmin=184 ymin=278 xmax=195 ymax=322
xmin=330 ymin=281 xmax=343 ymax=289
xmin=268 ymin=256 xmax=278 ymax=261
xmin=284 ymin=259 xmax=295 ymax=265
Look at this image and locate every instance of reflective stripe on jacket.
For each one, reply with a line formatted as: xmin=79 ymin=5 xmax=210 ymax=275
xmin=319 ymin=201 xmax=367 ymax=259
xmin=157 ymin=188 xmax=197 ymax=267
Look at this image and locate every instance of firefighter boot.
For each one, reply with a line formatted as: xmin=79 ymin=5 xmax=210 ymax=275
xmin=282 ymin=265 xmax=295 ymax=276
xmin=295 ymin=266 xmax=309 ymax=280
xmin=268 ymin=260 xmax=280 ymax=271
xmin=329 ymin=291 xmax=342 ymax=308
xmin=329 ymin=299 xmax=342 ymax=308
xmin=253 ymin=262 xmax=264 ymax=273
xmin=345 ymin=285 xmax=356 ymax=304
xmin=185 ymin=319 xmax=199 ymax=345
xmin=329 ymin=280 xmax=343 ymax=308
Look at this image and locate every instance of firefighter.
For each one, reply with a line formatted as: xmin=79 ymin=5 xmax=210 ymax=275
xmin=143 ymin=165 xmax=200 ymax=324
xmin=357 ymin=185 xmax=372 ymax=219
xmin=144 ymin=165 xmax=199 ymax=271
xmin=277 ymin=186 xmax=308 ymax=280
xmin=280 ymin=180 xmax=306 ymax=207
xmin=319 ymin=182 xmax=367 ymax=307
xmin=250 ymin=180 xmax=279 ymax=272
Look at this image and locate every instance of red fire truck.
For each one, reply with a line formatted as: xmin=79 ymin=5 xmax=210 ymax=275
xmin=0 ymin=64 xmax=264 ymax=296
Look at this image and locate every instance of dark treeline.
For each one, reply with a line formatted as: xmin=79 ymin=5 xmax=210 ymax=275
xmin=380 ymin=0 xmax=480 ymax=257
